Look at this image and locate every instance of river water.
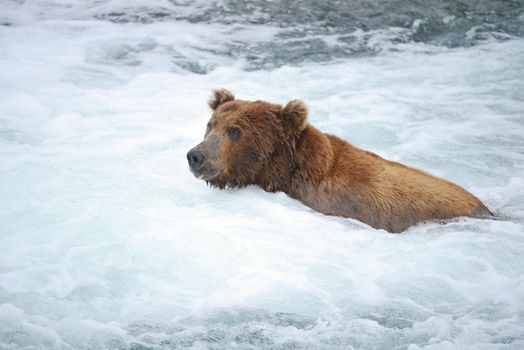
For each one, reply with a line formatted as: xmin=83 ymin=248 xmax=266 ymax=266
xmin=1 ymin=1 xmax=524 ymax=349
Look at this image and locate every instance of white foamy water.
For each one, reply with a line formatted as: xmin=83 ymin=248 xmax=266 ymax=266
xmin=1 ymin=2 xmax=524 ymax=349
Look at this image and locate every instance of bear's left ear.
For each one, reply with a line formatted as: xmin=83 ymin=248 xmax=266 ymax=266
xmin=208 ymin=88 xmax=235 ymax=110
xmin=282 ymin=99 xmax=308 ymax=133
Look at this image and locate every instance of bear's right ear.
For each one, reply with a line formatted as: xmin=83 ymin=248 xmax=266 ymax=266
xmin=208 ymin=88 xmax=235 ymax=110
xmin=282 ymin=99 xmax=308 ymax=133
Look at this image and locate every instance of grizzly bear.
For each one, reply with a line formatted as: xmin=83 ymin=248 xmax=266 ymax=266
xmin=187 ymin=89 xmax=492 ymax=233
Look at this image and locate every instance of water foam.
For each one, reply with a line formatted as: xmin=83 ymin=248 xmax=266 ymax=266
xmin=1 ymin=2 xmax=524 ymax=349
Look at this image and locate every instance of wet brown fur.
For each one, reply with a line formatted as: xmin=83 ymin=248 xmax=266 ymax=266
xmin=189 ymin=89 xmax=492 ymax=233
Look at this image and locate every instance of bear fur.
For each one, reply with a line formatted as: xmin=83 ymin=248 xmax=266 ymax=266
xmin=187 ymin=89 xmax=491 ymax=233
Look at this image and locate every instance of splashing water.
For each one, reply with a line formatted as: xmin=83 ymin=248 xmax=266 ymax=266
xmin=1 ymin=0 xmax=524 ymax=349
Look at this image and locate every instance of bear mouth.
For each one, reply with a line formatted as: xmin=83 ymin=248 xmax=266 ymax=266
xmin=191 ymin=168 xmax=221 ymax=182
xmin=198 ymin=173 xmax=218 ymax=181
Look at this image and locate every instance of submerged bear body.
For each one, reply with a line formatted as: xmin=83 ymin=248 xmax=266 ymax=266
xmin=187 ymin=89 xmax=491 ymax=233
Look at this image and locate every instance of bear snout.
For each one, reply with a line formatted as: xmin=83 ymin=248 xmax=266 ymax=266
xmin=187 ymin=148 xmax=206 ymax=171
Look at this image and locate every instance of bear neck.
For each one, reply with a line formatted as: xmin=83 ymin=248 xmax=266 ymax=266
xmin=286 ymin=125 xmax=335 ymax=197
xmin=256 ymin=124 xmax=334 ymax=195
xmin=255 ymin=135 xmax=297 ymax=193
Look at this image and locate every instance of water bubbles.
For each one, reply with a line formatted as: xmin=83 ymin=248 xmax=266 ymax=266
xmin=1 ymin=1 xmax=524 ymax=349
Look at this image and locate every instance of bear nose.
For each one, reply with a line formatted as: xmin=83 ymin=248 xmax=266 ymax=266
xmin=187 ymin=149 xmax=205 ymax=171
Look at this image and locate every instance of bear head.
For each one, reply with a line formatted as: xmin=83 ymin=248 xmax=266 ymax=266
xmin=187 ymin=88 xmax=309 ymax=189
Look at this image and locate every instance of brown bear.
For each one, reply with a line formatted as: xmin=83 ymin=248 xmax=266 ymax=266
xmin=187 ymin=89 xmax=492 ymax=233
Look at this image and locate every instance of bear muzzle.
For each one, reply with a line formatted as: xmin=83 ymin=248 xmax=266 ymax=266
xmin=187 ymin=145 xmax=222 ymax=181
xmin=187 ymin=148 xmax=205 ymax=172
xmin=188 ymin=133 xmax=224 ymax=181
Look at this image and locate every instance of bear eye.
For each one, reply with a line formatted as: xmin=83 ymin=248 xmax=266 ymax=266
xmin=205 ymin=121 xmax=212 ymax=136
xmin=228 ymin=127 xmax=242 ymax=141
